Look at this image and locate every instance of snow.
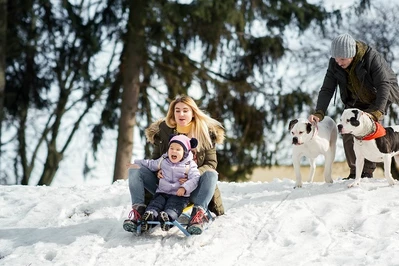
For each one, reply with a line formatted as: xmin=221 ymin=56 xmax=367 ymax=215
xmin=2 ymin=178 xmax=399 ymax=266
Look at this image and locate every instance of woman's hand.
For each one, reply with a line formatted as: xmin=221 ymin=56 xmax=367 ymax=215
xmin=157 ymin=170 xmax=164 ymax=179
xmin=126 ymin=163 xmax=140 ymax=169
xmin=176 ymin=187 xmax=186 ymax=196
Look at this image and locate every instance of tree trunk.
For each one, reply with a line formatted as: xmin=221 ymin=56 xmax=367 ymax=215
xmin=37 ymin=141 xmax=62 ymax=185
xmin=0 ymin=0 xmax=7 ymax=176
xmin=113 ymin=0 xmax=146 ymax=181
xmin=18 ymin=110 xmax=29 ymax=185
xmin=36 ymin=82 xmax=69 ymax=186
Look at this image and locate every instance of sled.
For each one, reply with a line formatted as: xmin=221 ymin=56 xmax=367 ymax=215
xmin=135 ymin=203 xmax=214 ymax=236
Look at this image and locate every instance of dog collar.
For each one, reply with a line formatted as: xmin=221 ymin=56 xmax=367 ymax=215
xmin=362 ymin=121 xmax=386 ymax=140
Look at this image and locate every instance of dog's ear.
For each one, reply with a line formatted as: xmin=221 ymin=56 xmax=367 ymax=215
xmin=306 ymin=122 xmax=312 ymax=134
xmin=352 ymin=109 xmax=360 ymax=119
xmin=288 ymin=119 xmax=298 ymax=131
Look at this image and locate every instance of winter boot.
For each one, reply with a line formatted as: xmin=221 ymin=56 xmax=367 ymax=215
xmin=361 ymin=172 xmax=373 ymax=178
xmin=342 ymin=173 xmax=355 ymax=180
xmin=187 ymin=206 xmax=208 ymax=235
xmin=141 ymin=211 xmax=154 ymax=232
xmin=123 ymin=204 xmax=146 ymax=233
xmin=159 ymin=211 xmax=170 ymax=231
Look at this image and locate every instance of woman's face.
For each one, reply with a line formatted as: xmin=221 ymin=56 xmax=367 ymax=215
xmin=334 ymin=57 xmax=354 ymax=69
xmin=174 ymin=102 xmax=193 ymax=127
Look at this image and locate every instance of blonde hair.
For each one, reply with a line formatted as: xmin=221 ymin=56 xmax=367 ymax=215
xmin=165 ymin=95 xmax=224 ymax=152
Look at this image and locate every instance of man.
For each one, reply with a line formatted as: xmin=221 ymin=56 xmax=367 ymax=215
xmin=308 ymin=33 xmax=399 ymax=179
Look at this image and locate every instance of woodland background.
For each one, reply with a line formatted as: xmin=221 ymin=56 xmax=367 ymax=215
xmin=1 ymin=0 xmax=399 ymax=186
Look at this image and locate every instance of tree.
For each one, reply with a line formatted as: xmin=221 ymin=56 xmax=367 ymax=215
xmin=2 ymin=1 xmax=121 ymax=185
xmin=1 ymin=0 xmax=377 ymax=186
xmin=98 ymin=0 xmax=338 ymax=182
xmin=113 ymin=0 xmax=146 ymax=181
xmin=0 ymin=0 xmax=6 ymax=184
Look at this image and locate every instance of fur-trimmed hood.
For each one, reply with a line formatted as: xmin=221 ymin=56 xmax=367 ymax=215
xmin=145 ymin=119 xmax=164 ymax=144
xmin=145 ymin=118 xmax=225 ymax=145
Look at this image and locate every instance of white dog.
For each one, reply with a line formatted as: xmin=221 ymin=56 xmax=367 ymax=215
xmin=338 ymin=108 xmax=399 ymax=187
xmin=288 ymin=116 xmax=337 ymax=188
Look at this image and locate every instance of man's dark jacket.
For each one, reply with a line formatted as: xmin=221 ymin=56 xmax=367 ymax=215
xmin=316 ymin=41 xmax=399 ymax=115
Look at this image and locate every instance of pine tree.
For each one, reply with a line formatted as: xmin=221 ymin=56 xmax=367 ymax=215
xmin=0 ymin=0 xmax=6 ymax=184
xmin=102 ymin=0 xmax=338 ymax=182
xmin=2 ymin=1 xmax=121 ymax=185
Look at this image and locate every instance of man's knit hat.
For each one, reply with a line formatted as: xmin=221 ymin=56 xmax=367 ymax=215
xmin=169 ymin=134 xmax=198 ymax=152
xmin=331 ymin=33 xmax=356 ymax=58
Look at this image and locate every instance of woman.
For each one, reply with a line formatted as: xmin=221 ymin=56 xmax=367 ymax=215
xmin=123 ymin=95 xmax=225 ymax=235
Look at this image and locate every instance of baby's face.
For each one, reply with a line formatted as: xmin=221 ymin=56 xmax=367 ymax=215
xmin=168 ymin=142 xmax=185 ymax=163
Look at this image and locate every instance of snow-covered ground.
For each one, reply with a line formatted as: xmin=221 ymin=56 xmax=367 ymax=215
xmin=1 ymin=177 xmax=399 ymax=266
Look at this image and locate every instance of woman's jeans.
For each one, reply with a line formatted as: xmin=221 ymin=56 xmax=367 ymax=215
xmin=128 ymin=167 xmax=218 ymax=210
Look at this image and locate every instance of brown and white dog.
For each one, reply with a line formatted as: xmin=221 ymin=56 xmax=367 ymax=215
xmin=288 ymin=116 xmax=337 ymax=188
xmin=338 ymin=108 xmax=399 ymax=187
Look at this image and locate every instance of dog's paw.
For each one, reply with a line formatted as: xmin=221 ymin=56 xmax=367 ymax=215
xmin=294 ymin=183 xmax=303 ymax=189
xmin=347 ymin=181 xmax=359 ymax=188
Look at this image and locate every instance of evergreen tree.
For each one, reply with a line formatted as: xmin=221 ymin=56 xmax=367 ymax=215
xmin=94 ymin=0 xmax=345 ymax=182
xmin=1 ymin=0 xmax=375 ymax=185
xmin=112 ymin=0 xmax=146 ymax=181
xmin=0 ymin=0 xmax=6 ymax=184
xmin=2 ymin=1 xmax=121 ymax=185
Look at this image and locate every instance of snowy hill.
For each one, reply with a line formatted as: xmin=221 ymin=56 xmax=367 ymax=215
xmin=1 ymin=178 xmax=399 ymax=266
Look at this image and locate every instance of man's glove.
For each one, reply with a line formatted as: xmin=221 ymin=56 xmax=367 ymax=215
xmin=313 ymin=110 xmax=325 ymax=121
xmin=365 ymin=109 xmax=383 ymax=121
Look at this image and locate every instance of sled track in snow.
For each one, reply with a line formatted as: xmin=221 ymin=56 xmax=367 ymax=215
xmin=233 ymin=190 xmax=293 ymax=264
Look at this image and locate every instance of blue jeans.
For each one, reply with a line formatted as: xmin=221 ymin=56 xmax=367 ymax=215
xmin=128 ymin=167 xmax=218 ymax=210
xmin=146 ymin=193 xmax=190 ymax=221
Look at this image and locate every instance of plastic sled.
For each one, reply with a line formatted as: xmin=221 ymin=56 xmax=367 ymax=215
xmin=135 ymin=203 xmax=214 ymax=236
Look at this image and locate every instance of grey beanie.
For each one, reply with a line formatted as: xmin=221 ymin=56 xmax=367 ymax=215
xmin=331 ymin=33 xmax=356 ymax=58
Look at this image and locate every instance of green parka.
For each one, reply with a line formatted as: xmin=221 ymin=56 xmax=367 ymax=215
xmin=145 ymin=119 xmax=225 ymax=216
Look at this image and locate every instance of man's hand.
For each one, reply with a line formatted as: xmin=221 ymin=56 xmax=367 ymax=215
xmin=308 ymin=114 xmax=320 ymax=123
xmin=365 ymin=109 xmax=383 ymax=121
